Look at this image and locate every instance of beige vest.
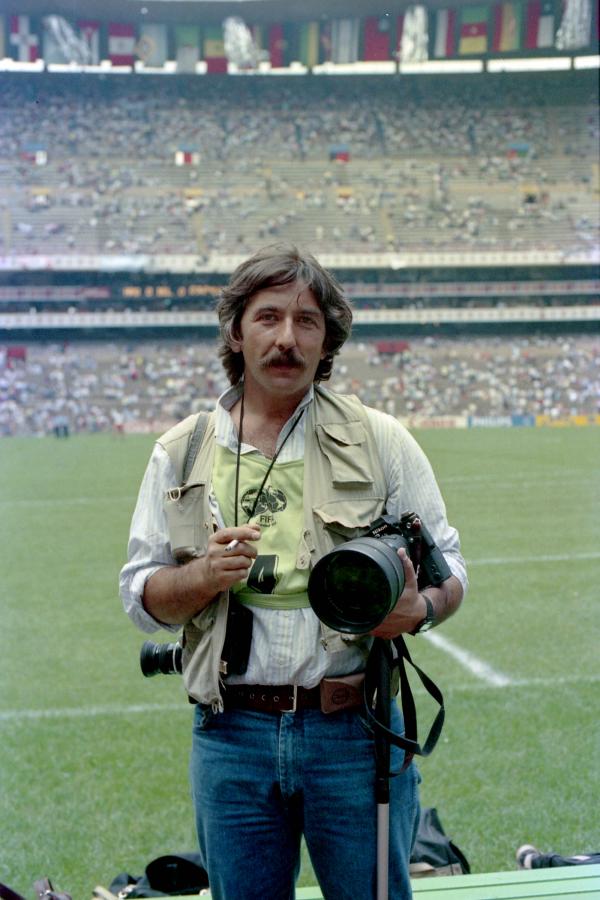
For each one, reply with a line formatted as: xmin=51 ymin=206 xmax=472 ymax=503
xmin=158 ymin=385 xmax=387 ymax=708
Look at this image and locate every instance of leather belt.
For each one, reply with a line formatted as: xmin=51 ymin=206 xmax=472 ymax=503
xmin=223 ymin=675 xmax=365 ymax=715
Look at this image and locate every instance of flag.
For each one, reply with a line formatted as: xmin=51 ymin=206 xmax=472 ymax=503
xmin=266 ymin=23 xmax=299 ymax=67
xmin=329 ymin=143 xmax=350 ymax=162
xmin=556 ymin=0 xmax=592 ymax=50
xmin=20 ymin=142 xmax=47 ymax=164
xmin=319 ymin=21 xmax=332 ymax=62
xmin=363 ymin=16 xmax=392 ymax=60
xmin=10 ymin=15 xmax=39 ymax=62
xmin=492 ymin=2 xmax=523 ymax=50
xmin=268 ymin=23 xmax=285 ymax=67
xmin=298 ymin=21 xmax=320 ymax=67
xmin=78 ymin=21 xmax=100 ymax=64
xmin=175 ymin=24 xmax=199 ymax=72
xmin=175 ymin=147 xmax=200 ymax=166
xmin=458 ymin=6 xmax=489 ymax=54
xmin=43 ymin=17 xmax=66 ymax=64
xmin=395 ymin=14 xmax=405 ymax=59
xmin=251 ymin=24 xmax=266 ymax=61
xmin=137 ymin=23 xmax=167 ymax=66
xmin=203 ymin=25 xmax=227 ymax=73
xmin=432 ymin=8 xmax=457 ymax=57
xmin=108 ymin=23 xmax=136 ymax=66
xmin=525 ymin=0 xmax=555 ymax=47
xmin=331 ymin=18 xmax=360 ymax=63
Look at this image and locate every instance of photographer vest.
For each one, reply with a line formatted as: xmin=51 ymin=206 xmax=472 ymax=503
xmin=157 ymin=385 xmax=387 ymax=708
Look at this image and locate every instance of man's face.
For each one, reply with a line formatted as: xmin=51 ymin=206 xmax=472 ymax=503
xmin=230 ymin=280 xmax=327 ymax=404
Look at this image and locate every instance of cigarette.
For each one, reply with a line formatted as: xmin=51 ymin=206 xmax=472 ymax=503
xmin=225 ymin=539 xmax=240 ymax=552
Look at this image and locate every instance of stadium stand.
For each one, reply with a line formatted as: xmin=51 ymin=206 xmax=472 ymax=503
xmin=0 ymin=66 xmax=597 ymax=437
xmin=1 ymin=334 xmax=597 ymax=436
xmin=0 ymin=71 xmax=598 ymax=258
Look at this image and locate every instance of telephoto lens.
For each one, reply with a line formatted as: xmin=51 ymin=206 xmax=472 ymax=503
xmin=140 ymin=640 xmax=183 ymax=677
xmin=308 ymin=532 xmax=408 ymax=634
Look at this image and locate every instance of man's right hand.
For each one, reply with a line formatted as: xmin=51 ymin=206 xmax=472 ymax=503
xmin=142 ymin=525 xmax=261 ymax=625
xmin=200 ymin=525 xmax=262 ymax=596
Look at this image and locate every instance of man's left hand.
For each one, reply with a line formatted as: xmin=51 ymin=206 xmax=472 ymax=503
xmin=369 ymin=547 xmax=428 ymax=639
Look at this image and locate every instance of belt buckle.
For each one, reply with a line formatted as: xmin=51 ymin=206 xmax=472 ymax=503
xmin=281 ymin=685 xmax=297 ymax=713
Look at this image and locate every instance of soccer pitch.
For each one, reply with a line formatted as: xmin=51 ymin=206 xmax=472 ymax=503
xmin=1 ymin=426 xmax=599 ymax=898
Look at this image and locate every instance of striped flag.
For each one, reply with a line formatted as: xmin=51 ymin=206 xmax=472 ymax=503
xmin=363 ymin=16 xmax=392 ymax=60
xmin=268 ymin=24 xmax=285 ymax=67
xmin=319 ymin=22 xmax=332 ymax=62
xmin=10 ymin=15 xmax=39 ymax=62
xmin=175 ymin=147 xmax=200 ymax=166
xmin=20 ymin=142 xmax=47 ymax=165
xmin=458 ymin=6 xmax=489 ymax=54
xmin=331 ymin=18 xmax=360 ymax=63
xmin=432 ymin=8 xmax=457 ymax=57
xmin=203 ymin=25 xmax=227 ymax=72
xmin=175 ymin=24 xmax=199 ymax=72
xmin=492 ymin=2 xmax=523 ymax=51
xmin=108 ymin=23 xmax=136 ymax=66
xmin=298 ymin=21 xmax=320 ymax=67
xmin=525 ymin=0 xmax=555 ymax=47
xmin=78 ymin=21 xmax=100 ymax=64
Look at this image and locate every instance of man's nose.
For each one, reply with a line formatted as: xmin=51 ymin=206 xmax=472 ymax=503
xmin=274 ymin=317 xmax=296 ymax=349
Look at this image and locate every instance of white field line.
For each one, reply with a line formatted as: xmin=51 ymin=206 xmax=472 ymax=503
xmin=2 ymin=674 xmax=600 ymax=723
xmin=424 ymin=632 xmax=513 ymax=686
xmin=0 ymin=702 xmax=187 ymax=722
xmin=1 ymin=496 xmax=138 ymax=507
xmin=466 ymin=551 xmax=600 ymax=567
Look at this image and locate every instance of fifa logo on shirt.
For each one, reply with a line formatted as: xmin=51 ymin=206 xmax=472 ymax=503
xmin=241 ymin=485 xmax=287 ymax=526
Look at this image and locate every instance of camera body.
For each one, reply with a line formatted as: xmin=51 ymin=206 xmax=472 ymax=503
xmin=365 ymin=512 xmax=451 ymax=590
xmin=307 ymin=511 xmax=451 ymax=634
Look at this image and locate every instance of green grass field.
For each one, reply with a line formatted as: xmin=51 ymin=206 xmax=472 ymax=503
xmin=1 ymin=427 xmax=599 ymax=899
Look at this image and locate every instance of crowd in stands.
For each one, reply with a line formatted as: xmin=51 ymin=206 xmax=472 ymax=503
xmin=1 ymin=334 xmax=598 ymax=437
xmin=0 ymin=71 xmax=598 ymax=258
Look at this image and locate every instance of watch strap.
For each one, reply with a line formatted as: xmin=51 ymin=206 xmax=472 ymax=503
xmin=410 ymin=594 xmax=435 ymax=635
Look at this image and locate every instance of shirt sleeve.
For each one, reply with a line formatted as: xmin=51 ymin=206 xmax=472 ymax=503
xmin=119 ymin=442 xmax=181 ymax=634
xmin=365 ymin=407 xmax=468 ymax=596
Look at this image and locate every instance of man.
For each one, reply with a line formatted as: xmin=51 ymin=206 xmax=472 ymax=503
xmin=120 ymin=244 xmax=467 ymax=900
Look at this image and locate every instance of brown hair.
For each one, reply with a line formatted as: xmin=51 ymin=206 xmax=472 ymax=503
xmin=216 ymin=243 xmax=352 ymax=385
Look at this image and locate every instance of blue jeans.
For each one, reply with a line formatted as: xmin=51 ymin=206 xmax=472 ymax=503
xmin=190 ymin=701 xmax=420 ymax=900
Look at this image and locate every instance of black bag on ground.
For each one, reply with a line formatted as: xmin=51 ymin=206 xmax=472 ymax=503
xmin=108 ymin=854 xmax=209 ymax=897
xmin=409 ymin=807 xmax=470 ymax=878
xmin=0 ymin=879 xmax=71 ymax=900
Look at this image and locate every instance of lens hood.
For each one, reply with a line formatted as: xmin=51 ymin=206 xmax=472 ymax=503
xmin=308 ymin=535 xmax=406 ymax=634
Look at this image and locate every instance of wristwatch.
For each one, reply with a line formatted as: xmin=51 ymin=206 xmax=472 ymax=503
xmin=410 ymin=594 xmax=436 ymax=635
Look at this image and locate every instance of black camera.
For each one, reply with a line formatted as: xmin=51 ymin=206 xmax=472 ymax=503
xmin=307 ymin=512 xmax=451 ymax=634
xmin=140 ymin=640 xmax=183 ymax=677
xmin=139 ymin=602 xmax=253 ymax=678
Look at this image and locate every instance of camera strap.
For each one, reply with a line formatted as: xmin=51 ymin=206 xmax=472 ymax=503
xmin=363 ymin=635 xmax=445 ymax=772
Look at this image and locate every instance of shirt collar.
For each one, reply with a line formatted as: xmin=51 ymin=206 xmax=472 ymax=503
xmin=215 ymin=382 xmax=314 ymax=454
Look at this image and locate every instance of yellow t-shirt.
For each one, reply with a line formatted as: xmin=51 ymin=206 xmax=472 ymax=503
xmin=212 ymin=444 xmax=310 ymax=608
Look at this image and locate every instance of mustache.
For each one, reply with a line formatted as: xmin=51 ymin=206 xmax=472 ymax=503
xmin=261 ymin=350 xmax=306 ymax=369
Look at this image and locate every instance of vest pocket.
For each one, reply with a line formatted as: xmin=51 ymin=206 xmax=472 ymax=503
xmin=315 ymin=421 xmax=373 ymax=486
xmin=164 ymin=482 xmax=207 ymax=562
xmin=313 ymin=497 xmax=385 ymax=542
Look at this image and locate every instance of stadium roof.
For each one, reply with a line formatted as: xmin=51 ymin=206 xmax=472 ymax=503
xmin=17 ymin=0 xmax=473 ymax=25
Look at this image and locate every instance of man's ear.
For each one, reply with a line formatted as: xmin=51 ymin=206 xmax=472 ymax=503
xmin=228 ymin=322 xmax=243 ymax=353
